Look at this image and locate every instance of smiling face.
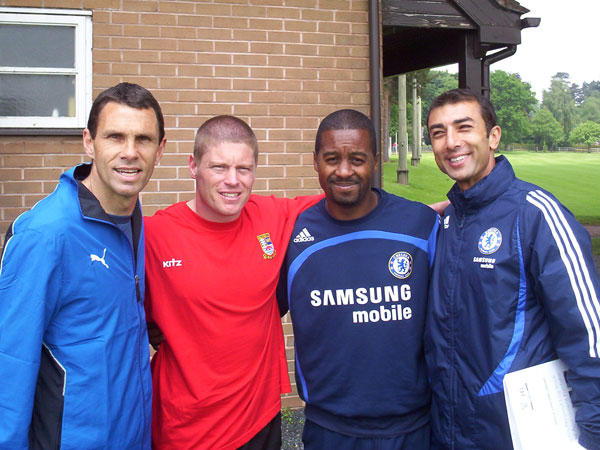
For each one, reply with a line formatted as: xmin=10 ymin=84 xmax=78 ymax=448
xmin=314 ymin=128 xmax=379 ymax=220
xmin=428 ymin=100 xmax=501 ymax=192
xmin=188 ymin=141 xmax=256 ymax=223
xmin=82 ymin=102 xmax=165 ymax=215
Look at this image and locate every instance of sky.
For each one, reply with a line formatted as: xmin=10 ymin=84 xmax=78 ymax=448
xmin=437 ymin=0 xmax=600 ymax=101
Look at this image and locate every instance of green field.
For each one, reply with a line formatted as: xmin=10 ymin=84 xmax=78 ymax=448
xmin=383 ymin=151 xmax=600 ymax=224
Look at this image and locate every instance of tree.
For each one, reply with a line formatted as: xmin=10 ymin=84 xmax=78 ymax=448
xmin=530 ymin=108 xmax=564 ymax=149
xmin=382 ymin=76 xmax=398 ymax=161
xmin=582 ymin=81 xmax=600 ymax=100
xmin=568 ymin=121 xmax=600 ymax=148
xmin=576 ymin=93 xmax=600 ymax=124
xmin=421 ymin=70 xmax=458 ymax=144
xmin=542 ymin=74 xmax=576 ymax=141
xmin=490 ymin=70 xmax=537 ymax=149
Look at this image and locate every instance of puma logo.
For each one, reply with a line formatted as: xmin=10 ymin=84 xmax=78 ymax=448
xmin=91 ymin=248 xmax=109 ymax=269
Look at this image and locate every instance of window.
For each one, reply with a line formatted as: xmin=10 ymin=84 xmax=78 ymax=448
xmin=0 ymin=8 xmax=92 ymax=129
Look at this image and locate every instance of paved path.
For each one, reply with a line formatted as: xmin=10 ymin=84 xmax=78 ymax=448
xmin=585 ymin=225 xmax=600 ymax=238
xmin=585 ymin=226 xmax=600 ymax=276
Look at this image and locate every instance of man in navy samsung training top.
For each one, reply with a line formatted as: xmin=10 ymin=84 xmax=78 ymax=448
xmin=278 ymin=109 xmax=438 ymax=449
xmin=425 ymin=89 xmax=600 ymax=449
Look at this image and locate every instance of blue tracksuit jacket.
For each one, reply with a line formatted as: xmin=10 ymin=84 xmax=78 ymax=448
xmin=0 ymin=164 xmax=152 ymax=449
xmin=425 ymin=156 xmax=600 ymax=450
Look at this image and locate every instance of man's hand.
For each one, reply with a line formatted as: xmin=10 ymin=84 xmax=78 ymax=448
xmin=147 ymin=321 xmax=165 ymax=351
xmin=428 ymin=200 xmax=451 ymax=216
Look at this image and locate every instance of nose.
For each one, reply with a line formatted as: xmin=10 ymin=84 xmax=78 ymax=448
xmin=335 ymin=158 xmax=353 ymax=178
xmin=121 ymin=138 xmax=138 ymax=160
xmin=446 ymin=128 xmax=461 ymax=150
xmin=224 ymin=167 xmax=239 ymax=185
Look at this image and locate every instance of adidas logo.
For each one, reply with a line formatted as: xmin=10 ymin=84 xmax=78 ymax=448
xmin=293 ymin=228 xmax=314 ymax=243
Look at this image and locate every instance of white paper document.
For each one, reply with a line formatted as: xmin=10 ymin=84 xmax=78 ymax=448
xmin=503 ymin=359 xmax=584 ymax=450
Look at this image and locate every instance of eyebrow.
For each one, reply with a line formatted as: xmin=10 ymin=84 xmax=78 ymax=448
xmin=429 ymin=116 xmax=474 ymax=130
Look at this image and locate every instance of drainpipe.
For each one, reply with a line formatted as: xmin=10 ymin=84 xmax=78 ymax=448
xmin=481 ymin=45 xmax=516 ymax=98
xmin=368 ymin=0 xmax=382 ymax=187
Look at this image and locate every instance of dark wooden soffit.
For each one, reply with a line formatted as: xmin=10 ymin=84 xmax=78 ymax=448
xmin=382 ymin=0 xmax=532 ymax=77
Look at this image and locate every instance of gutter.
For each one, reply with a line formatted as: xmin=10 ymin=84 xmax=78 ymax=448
xmin=368 ymin=0 xmax=382 ymax=187
xmin=481 ymin=45 xmax=517 ymax=98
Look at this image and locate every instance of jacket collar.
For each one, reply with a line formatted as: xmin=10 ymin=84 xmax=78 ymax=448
xmin=62 ymin=163 xmax=143 ymax=257
xmin=446 ymin=155 xmax=515 ymax=213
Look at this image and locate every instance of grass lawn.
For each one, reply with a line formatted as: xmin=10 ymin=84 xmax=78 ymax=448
xmin=383 ymin=151 xmax=600 ymax=224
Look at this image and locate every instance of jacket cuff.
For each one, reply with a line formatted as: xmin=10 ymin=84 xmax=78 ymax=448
xmin=579 ymin=429 xmax=600 ymax=450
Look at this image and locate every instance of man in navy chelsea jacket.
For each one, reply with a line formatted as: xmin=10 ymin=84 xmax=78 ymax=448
xmin=0 ymin=83 xmax=165 ymax=449
xmin=425 ymin=89 xmax=600 ymax=449
xmin=279 ymin=109 xmax=438 ymax=449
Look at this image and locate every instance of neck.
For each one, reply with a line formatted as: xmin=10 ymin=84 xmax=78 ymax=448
xmin=81 ymin=177 xmax=136 ymax=216
xmin=326 ymin=189 xmax=378 ymax=221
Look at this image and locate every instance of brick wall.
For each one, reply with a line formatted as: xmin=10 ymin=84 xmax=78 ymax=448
xmin=0 ymin=0 xmax=372 ymax=408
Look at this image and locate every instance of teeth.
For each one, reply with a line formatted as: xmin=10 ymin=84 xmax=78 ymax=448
xmin=222 ymin=193 xmax=239 ymax=198
xmin=450 ymin=155 xmax=467 ymax=163
xmin=117 ymin=169 xmax=139 ymax=174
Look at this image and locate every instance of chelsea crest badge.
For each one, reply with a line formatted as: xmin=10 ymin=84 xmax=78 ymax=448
xmin=478 ymin=227 xmax=502 ymax=255
xmin=257 ymin=233 xmax=276 ymax=259
xmin=388 ymin=251 xmax=412 ymax=279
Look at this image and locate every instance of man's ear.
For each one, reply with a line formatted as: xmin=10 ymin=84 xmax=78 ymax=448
xmin=488 ymin=125 xmax=502 ymax=151
xmin=373 ymin=152 xmax=380 ymax=172
xmin=313 ymin=151 xmax=318 ymax=172
xmin=155 ymin=137 xmax=166 ymax=165
xmin=82 ymin=129 xmax=95 ymax=161
xmin=188 ymin=154 xmax=198 ymax=180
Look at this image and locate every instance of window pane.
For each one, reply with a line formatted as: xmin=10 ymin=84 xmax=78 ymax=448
xmin=0 ymin=74 xmax=76 ymax=117
xmin=0 ymin=24 xmax=75 ymax=68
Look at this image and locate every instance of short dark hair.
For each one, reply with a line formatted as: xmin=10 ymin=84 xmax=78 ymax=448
xmin=427 ymin=89 xmax=497 ymax=136
xmin=194 ymin=115 xmax=258 ymax=163
xmin=315 ymin=109 xmax=377 ymax=156
xmin=87 ymin=83 xmax=165 ymax=142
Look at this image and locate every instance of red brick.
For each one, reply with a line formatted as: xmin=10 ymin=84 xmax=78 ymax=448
xmin=214 ymin=17 xmax=248 ymax=29
xmin=214 ymin=66 xmax=249 ymax=78
xmin=177 ymin=15 xmax=212 ymax=27
xmin=232 ymin=5 xmax=266 ymax=18
xmin=267 ymin=7 xmax=300 ymax=19
xmin=301 ymin=9 xmax=333 ymax=21
xmin=195 ymin=3 xmax=231 ymax=16
xmin=158 ymin=2 xmax=195 ymax=14
xmin=124 ymin=25 xmax=160 ymax=37
xmin=215 ymin=91 xmax=250 ymax=103
xmin=179 ymin=40 xmax=214 ymax=52
xmin=232 ymin=79 xmax=267 ymax=90
xmin=335 ymin=10 xmax=367 ymax=23
xmin=123 ymin=0 xmax=158 ymax=12
xmin=284 ymin=19 xmax=316 ymax=32
xmin=112 ymin=12 xmax=140 ymax=24
xmin=250 ymin=42 xmax=283 ymax=54
xmin=250 ymin=67 xmax=283 ymax=79
xmin=285 ymin=43 xmax=317 ymax=56
xmin=233 ymin=54 xmax=268 ymax=66
xmin=268 ymin=31 xmax=300 ymax=43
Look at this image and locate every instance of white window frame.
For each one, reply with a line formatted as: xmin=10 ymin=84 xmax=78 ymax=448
xmin=0 ymin=8 xmax=92 ymax=129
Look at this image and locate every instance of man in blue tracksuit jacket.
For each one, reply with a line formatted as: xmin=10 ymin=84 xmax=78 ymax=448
xmin=425 ymin=89 xmax=600 ymax=449
xmin=278 ymin=109 xmax=438 ymax=449
xmin=0 ymin=83 xmax=165 ymax=449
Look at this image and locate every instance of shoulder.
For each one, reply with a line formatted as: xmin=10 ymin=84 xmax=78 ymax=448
xmin=244 ymin=194 xmax=323 ymax=223
xmin=144 ymin=202 xmax=187 ymax=227
xmin=381 ymin=190 xmax=438 ymax=223
xmin=11 ymin=182 xmax=79 ymax=238
xmin=513 ymin=181 xmax=585 ymax=242
xmin=248 ymin=193 xmax=321 ymax=209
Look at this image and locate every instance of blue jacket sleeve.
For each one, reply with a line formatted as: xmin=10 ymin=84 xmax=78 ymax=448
xmin=524 ymin=191 xmax=600 ymax=450
xmin=0 ymin=228 xmax=62 ymax=449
